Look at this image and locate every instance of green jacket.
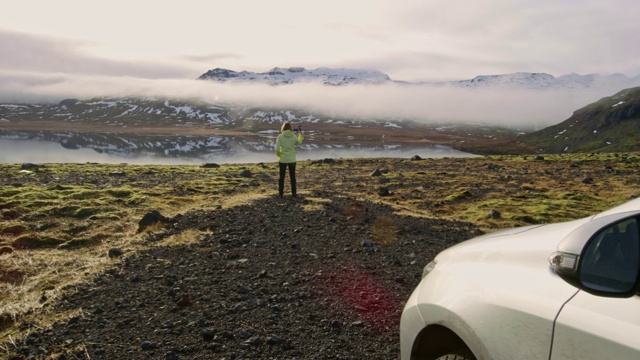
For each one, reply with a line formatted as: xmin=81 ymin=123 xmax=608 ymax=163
xmin=275 ymin=130 xmax=303 ymax=163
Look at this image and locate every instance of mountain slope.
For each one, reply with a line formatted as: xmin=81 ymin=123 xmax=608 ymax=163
xmin=2 ymin=96 xmax=504 ymax=159
xmin=519 ymin=87 xmax=640 ymax=153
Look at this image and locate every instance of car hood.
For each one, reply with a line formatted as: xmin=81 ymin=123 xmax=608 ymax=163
xmin=593 ymin=196 xmax=640 ymax=218
xmin=447 ymin=197 xmax=640 ymax=261
xmin=434 ymin=217 xmax=593 ymax=267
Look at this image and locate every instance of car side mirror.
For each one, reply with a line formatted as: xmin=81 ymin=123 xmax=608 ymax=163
xmin=551 ymin=217 xmax=640 ymax=297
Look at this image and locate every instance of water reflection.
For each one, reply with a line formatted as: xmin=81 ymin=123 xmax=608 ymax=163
xmin=0 ymin=130 xmax=474 ymax=165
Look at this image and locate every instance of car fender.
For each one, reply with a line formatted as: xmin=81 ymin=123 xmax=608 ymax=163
xmin=402 ymin=219 xmax=587 ymax=359
xmin=405 ymin=261 xmax=579 ymax=359
xmin=402 ymin=288 xmax=492 ymax=360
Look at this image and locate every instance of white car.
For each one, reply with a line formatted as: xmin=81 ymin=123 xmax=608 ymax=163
xmin=401 ymin=197 xmax=640 ymax=360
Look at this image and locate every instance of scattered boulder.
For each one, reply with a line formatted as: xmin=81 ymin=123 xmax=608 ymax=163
xmin=0 ymin=269 xmax=24 ymax=284
xmin=176 ymin=294 xmax=192 ymax=307
xmin=311 ymin=158 xmax=337 ymax=165
xmin=164 ymin=351 xmax=180 ymax=360
xmin=267 ymin=334 xmax=287 ymax=346
xmin=239 ymin=169 xmax=253 ymax=178
xmin=12 ymin=235 xmax=64 ymax=249
xmin=137 ymin=210 xmax=168 ymax=232
xmin=108 ymin=248 xmax=123 ymax=258
xmin=1 ymin=209 xmax=22 ymax=220
xmin=450 ymin=190 xmax=473 ymax=201
xmin=159 ymin=321 xmax=175 ymax=329
xmin=514 ymin=215 xmax=540 ymax=224
xmin=371 ymin=169 xmax=382 ymax=177
xmin=201 ymin=329 xmax=216 ymax=341
xmin=1 ymin=224 xmax=26 ymax=235
xmin=20 ymin=163 xmax=42 ymax=171
xmin=330 ymin=320 xmax=343 ymax=329
xmin=488 ymin=209 xmax=501 ymax=219
xmin=378 ymin=187 xmax=391 ymax=196
xmin=201 ymin=163 xmax=220 ymax=168
xmin=410 ymin=155 xmax=423 ymax=161
xmin=581 ymin=177 xmax=594 ymax=184
xmin=0 ymin=246 xmax=14 ymax=256
xmin=140 ymin=342 xmax=157 ymax=351
xmin=242 ymin=336 xmax=263 ymax=347
xmin=58 ymin=238 xmax=101 ymax=249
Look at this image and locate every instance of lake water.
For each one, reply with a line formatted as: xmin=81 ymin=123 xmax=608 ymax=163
xmin=0 ymin=135 xmax=475 ymax=165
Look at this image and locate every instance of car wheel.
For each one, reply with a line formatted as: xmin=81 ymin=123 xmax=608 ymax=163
xmin=435 ymin=350 xmax=475 ymax=360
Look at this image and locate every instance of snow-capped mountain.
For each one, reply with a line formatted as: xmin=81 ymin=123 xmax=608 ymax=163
xmin=0 ymin=97 xmax=409 ymax=130
xmin=443 ymin=72 xmax=640 ymax=90
xmin=0 ymin=96 xmax=458 ymax=161
xmin=198 ymin=67 xmax=640 ymax=91
xmin=198 ymin=67 xmax=392 ymax=86
xmin=0 ymin=97 xmax=233 ymax=128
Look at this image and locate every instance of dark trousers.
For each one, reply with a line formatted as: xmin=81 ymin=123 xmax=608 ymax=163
xmin=278 ymin=162 xmax=296 ymax=196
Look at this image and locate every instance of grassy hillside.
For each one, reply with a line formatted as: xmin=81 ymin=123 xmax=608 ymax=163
xmin=520 ymin=87 xmax=640 ymax=153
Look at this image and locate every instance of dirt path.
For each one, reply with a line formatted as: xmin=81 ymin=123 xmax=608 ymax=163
xmin=8 ymin=194 xmax=480 ymax=360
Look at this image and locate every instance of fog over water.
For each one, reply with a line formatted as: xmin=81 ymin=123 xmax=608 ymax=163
xmin=0 ymin=138 xmax=474 ymax=165
xmin=0 ymin=72 xmax=623 ymax=130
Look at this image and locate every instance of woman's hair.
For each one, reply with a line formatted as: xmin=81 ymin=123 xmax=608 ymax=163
xmin=281 ymin=122 xmax=293 ymax=132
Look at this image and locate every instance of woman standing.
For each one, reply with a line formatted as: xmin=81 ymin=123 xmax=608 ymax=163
xmin=275 ymin=122 xmax=303 ymax=197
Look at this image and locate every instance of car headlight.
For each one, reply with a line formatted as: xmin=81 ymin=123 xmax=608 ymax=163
xmin=422 ymin=260 xmax=437 ymax=278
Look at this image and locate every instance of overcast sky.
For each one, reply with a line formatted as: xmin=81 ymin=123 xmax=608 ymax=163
xmin=1 ymin=0 xmax=639 ymax=127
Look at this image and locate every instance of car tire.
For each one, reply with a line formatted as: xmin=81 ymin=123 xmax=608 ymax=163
xmin=435 ymin=350 xmax=475 ymax=360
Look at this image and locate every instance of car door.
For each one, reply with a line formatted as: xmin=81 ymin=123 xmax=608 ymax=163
xmin=551 ymin=217 xmax=640 ymax=360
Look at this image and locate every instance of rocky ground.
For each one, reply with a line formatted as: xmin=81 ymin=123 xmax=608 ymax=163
xmin=2 ymin=153 xmax=640 ymax=360
xmin=7 ymin=193 xmax=480 ymax=360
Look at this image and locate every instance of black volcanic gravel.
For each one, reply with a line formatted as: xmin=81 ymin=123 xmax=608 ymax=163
xmin=9 ymin=194 xmax=481 ymax=360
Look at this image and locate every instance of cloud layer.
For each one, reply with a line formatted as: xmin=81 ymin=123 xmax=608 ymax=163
xmin=0 ymin=69 xmax=614 ymax=130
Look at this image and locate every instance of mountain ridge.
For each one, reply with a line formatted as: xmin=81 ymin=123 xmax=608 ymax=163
xmin=198 ymin=66 xmax=640 ymax=90
xmin=197 ymin=67 xmax=392 ymax=86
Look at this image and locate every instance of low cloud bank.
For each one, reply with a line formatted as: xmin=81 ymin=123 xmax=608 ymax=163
xmin=0 ymin=70 xmax=616 ymax=130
